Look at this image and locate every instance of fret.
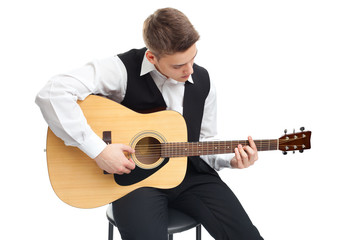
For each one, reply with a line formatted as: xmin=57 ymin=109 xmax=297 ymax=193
xmin=184 ymin=142 xmax=188 ymax=155
xmin=190 ymin=142 xmax=194 ymax=156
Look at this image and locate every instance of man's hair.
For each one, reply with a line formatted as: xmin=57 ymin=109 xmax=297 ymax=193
xmin=143 ymin=8 xmax=200 ymax=58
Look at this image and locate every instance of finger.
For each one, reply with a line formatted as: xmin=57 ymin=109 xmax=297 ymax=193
xmin=243 ymin=145 xmax=256 ymax=164
xmin=127 ymin=157 xmax=136 ymax=169
xmin=248 ymin=136 xmax=258 ymax=152
xmin=238 ymin=144 xmax=249 ymax=160
xmin=113 ymin=160 xmax=135 ymax=174
xmin=247 ymin=136 xmax=259 ymax=162
xmin=119 ymin=166 xmax=131 ymax=174
xmin=234 ymin=147 xmax=244 ymax=169
xmin=119 ymin=144 xmax=136 ymax=170
xmin=243 ymin=145 xmax=255 ymax=156
xmin=120 ymin=144 xmax=136 ymax=154
xmin=238 ymin=144 xmax=250 ymax=167
xmin=122 ymin=157 xmax=136 ymax=170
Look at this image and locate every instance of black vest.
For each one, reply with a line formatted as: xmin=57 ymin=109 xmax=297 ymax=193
xmin=117 ymin=48 xmax=216 ymax=174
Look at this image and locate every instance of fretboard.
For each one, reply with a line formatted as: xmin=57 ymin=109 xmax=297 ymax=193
xmin=161 ymin=139 xmax=278 ymax=158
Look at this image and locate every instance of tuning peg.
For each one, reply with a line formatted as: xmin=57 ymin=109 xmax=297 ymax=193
xmin=299 ymin=149 xmax=304 ymax=153
xmin=300 ymin=127 xmax=305 ymax=132
xmin=284 ymin=129 xmax=287 ymax=135
xmin=282 ymin=151 xmax=288 ymax=155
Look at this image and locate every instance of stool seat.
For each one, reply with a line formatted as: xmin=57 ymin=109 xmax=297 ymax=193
xmin=167 ymin=208 xmax=199 ymax=234
xmin=106 ymin=204 xmax=201 ymax=239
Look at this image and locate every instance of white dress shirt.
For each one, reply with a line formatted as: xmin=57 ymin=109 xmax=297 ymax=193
xmin=36 ymin=53 xmax=232 ymax=170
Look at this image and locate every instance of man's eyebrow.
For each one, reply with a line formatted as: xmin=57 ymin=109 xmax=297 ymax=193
xmin=173 ymin=50 xmax=198 ymax=67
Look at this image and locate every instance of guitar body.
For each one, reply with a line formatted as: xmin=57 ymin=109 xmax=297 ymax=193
xmin=46 ymin=95 xmax=188 ymax=209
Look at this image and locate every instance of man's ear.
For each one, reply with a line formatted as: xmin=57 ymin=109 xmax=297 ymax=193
xmin=146 ymin=51 xmax=157 ymax=64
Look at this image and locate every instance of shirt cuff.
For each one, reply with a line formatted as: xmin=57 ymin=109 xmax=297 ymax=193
xmin=78 ymin=131 xmax=107 ymax=159
xmin=201 ymin=153 xmax=233 ymax=171
xmin=214 ymin=153 xmax=233 ymax=170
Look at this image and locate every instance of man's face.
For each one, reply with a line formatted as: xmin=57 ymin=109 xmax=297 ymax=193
xmin=146 ymin=44 xmax=197 ymax=82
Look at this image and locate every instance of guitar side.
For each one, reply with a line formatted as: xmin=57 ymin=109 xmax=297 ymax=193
xmin=46 ymin=95 xmax=188 ymax=209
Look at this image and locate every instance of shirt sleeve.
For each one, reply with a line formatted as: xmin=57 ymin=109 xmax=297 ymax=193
xmin=35 ymin=56 xmax=127 ymax=158
xmin=199 ymin=79 xmax=233 ymax=170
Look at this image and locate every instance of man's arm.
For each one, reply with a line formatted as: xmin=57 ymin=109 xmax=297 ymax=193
xmin=36 ymin=56 xmax=135 ymax=174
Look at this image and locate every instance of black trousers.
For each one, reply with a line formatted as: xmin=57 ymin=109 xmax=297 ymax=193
xmin=112 ymin=163 xmax=263 ymax=240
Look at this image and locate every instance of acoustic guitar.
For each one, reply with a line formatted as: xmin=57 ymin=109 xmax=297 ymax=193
xmin=46 ymin=95 xmax=312 ymax=208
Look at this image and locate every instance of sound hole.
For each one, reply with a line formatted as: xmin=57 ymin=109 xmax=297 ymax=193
xmin=134 ymin=137 xmax=161 ymax=166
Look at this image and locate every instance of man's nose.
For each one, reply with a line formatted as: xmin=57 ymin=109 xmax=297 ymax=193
xmin=184 ymin=62 xmax=194 ymax=75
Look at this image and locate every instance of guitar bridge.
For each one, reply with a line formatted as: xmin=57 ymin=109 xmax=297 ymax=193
xmin=103 ymin=131 xmax=112 ymax=145
xmin=103 ymin=131 xmax=112 ymax=175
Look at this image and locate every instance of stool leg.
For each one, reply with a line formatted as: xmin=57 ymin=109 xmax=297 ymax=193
xmin=168 ymin=233 xmax=173 ymax=240
xmin=196 ymin=225 xmax=201 ymax=240
xmin=108 ymin=222 xmax=114 ymax=240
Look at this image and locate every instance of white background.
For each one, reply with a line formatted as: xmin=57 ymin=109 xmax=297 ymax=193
xmin=1 ymin=0 xmax=359 ymax=239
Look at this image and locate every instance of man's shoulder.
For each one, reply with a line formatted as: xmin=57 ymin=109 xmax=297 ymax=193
xmin=117 ymin=48 xmax=147 ymax=72
xmin=117 ymin=48 xmax=147 ymax=59
xmin=193 ymin=62 xmax=207 ymax=71
xmin=193 ymin=63 xmax=209 ymax=79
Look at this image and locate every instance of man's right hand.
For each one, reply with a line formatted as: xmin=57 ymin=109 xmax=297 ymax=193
xmin=94 ymin=144 xmax=136 ymax=174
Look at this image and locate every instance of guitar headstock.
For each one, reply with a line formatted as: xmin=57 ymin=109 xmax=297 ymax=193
xmin=279 ymin=127 xmax=312 ymax=154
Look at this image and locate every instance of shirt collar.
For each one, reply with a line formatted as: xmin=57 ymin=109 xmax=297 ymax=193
xmin=140 ymin=51 xmax=194 ymax=84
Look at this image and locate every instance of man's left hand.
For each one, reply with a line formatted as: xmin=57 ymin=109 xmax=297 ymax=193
xmin=230 ymin=136 xmax=259 ymax=169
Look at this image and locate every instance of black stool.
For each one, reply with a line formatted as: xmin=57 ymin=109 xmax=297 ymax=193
xmin=106 ymin=204 xmax=201 ymax=240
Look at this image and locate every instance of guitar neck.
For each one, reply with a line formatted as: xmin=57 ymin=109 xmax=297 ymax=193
xmin=161 ymin=139 xmax=278 ymax=158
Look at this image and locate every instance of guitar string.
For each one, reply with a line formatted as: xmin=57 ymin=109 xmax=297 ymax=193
xmin=136 ymin=144 xmax=303 ymax=153
xmin=133 ymin=144 xmax=307 ymax=160
xmin=133 ymin=144 xmax=303 ymax=158
xmin=134 ymin=144 xmax=278 ymax=151
xmin=134 ymin=149 xmax=304 ymax=159
xmin=134 ymin=138 xmax=292 ymax=147
xmin=134 ymin=142 xmax=279 ymax=150
xmin=133 ymin=138 xmax=304 ymax=150
xmin=133 ymin=139 xmax=300 ymax=150
xmin=132 ymin=138 xmax=307 ymax=159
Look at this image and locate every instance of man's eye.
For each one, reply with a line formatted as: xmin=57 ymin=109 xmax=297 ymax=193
xmin=173 ymin=66 xmax=181 ymax=69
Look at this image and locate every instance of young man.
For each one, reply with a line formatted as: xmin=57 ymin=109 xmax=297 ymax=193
xmin=36 ymin=8 xmax=263 ymax=240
